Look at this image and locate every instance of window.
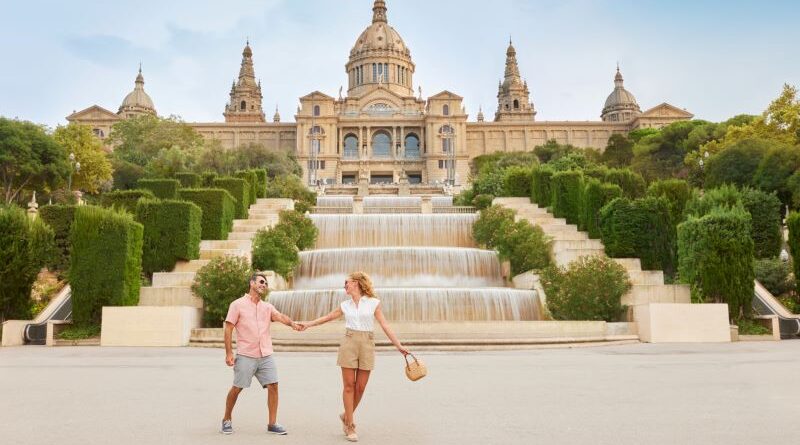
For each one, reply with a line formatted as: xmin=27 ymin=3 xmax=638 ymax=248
xmin=372 ymin=131 xmax=391 ymax=157
xmin=343 ymin=134 xmax=359 ymax=158
xmin=313 ymin=105 xmax=320 ymax=117
xmin=240 ymin=101 xmax=246 ymax=111
xmin=440 ymin=125 xmax=454 ymax=153
xmin=373 ymin=63 xmax=377 ymax=82
xmin=439 ymin=160 xmax=454 ymax=169
xmin=443 ymin=104 xmax=450 ymax=116
xmin=307 ymin=160 xmax=325 ymax=170
xmin=404 ymin=134 xmax=420 ymax=158
xmin=513 ymin=99 xmax=519 ymax=109
xmin=92 ymin=128 xmax=105 ymax=138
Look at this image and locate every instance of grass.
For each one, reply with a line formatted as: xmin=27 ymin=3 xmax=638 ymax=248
xmin=57 ymin=324 xmax=101 ymax=340
xmin=737 ymin=318 xmax=772 ymax=336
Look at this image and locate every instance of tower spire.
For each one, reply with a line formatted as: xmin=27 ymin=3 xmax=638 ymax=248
xmin=224 ymin=41 xmax=265 ymax=123
xmin=372 ymin=0 xmax=387 ymax=23
xmin=495 ymin=41 xmax=535 ymax=122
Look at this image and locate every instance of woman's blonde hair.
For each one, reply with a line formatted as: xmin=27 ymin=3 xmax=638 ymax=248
xmin=348 ymin=271 xmax=376 ymax=297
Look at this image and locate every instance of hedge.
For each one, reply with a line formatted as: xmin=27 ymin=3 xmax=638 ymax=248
xmin=100 ymin=189 xmax=156 ymax=214
xmin=600 ymin=196 xmax=676 ymax=277
xmin=0 ymin=206 xmax=55 ymax=321
xmin=213 ymin=177 xmax=249 ymax=219
xmin=69 ymin=205 xmax=143 ymax=325
xmin=740 ymin=188 xmax=782 ymax=259
xmin=531 ymin=166 xmax=554 ymax=207
xmin=235 ymin=170 xmax=258 ymax=206
xmin=502 ymin=166 xmax=534 ymax=197
xmin=178 ymin=188 xmax=236 ymax=240
xmin=580 ymin=179 xmax=622 ymax=238
xmin=137 ymin=178 xmax=181 ymax=200
xmin=252 ymin=227 xmax=299 ymax=278
xmin=135 ymin=199 xmax=202 ymax=276
xmin=253 ymin=169 xmax=268 ymax=199
xmin=39 ymin=204 xmax=77 ymax=274
xmin=277 ymin=210 xmax=319 ymax=251
xmin=202 ymin=172 xmax=218 ymax=187
xmin=604 ymin=169 xmax=646 ymax=198
xmin=550 ymin=170 xmax=584 ymax=225
xmin=473 ymin=205 xmax=550 ymax=275
xmin=787 ymin=211 xmax=800 ymax=292
xmin=677 ymin=207 xmax=755 ymax=320
xmin=174 ymin=172 xmax=202 ymax=188
xmin=646 ymin=179 xmax=691 ymax=224
xmin=191 ymin=255 xmax=252 ymax=327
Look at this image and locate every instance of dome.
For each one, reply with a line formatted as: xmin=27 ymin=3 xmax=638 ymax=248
xmin=603 ymin=68 xmax=638 ymax=110
xmin=349 ymin=1 xmax=410 ymax=58
xmin=119 ymin=67 xmax=155 ymax=115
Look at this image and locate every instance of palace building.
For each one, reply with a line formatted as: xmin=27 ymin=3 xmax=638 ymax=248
xmin=67 ymin=0 xmax=693 ymax=187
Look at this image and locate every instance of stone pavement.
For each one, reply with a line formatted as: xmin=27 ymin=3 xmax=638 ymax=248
xmin=1 ymin=342 xmax=799 ymax=445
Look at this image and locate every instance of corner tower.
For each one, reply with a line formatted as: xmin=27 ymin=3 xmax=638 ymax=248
xmin=494 ymin=40 xmax=536 ymax=122
xmin=224 ymin=41 xmax=265 ymax=123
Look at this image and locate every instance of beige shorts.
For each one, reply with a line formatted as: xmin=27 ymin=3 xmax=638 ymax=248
xmin=337 ymin=329 xmax=375 ymax=370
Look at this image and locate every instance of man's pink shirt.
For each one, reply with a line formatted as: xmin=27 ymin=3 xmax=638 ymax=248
xmin=225 ymin=295 xmax=278 ymax=358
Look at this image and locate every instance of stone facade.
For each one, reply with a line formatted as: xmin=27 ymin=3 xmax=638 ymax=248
xmin=67 ymin=0 xmax=693 ymax=187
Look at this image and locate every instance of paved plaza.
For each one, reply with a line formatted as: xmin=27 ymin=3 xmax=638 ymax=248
xmin=2 ymin=342 xmax=799 ymax=444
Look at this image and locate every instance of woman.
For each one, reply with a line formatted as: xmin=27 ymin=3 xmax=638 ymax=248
xmin=299 ymin=271 xmax=409 ymax=442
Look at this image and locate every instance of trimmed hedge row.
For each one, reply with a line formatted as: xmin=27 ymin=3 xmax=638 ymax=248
xmin=100 ymin=189 xmax=156 ymax=213
xmin=135 ymin=199 xmax=202 ymax=275
xmin=253 ymin=169 xmax=268 ymax=199
xmin=580 ymin=179 xmax=622 ymax=238
xmin=202 ymin=172 xmax=218 ymax=187
xmin=550 ymin=170 xmax=583 ymax=225
xmin=39 ymin=204 xmax=77 ymax=274
xmin=178 ymin=188 xmax=236 ymax=240
xmin=531 ymin=166 xmax=554 ymax=207
xmin=235 ymin=170 xmax=258 ymax=206
xmin=604 ymin=168 xmax=646 ymax=198
xmin=502 ymin=166 xmax=533 ymax=197
xmin=787 ymin=211 xmax=800 ymax=292
xmin=137 ymin=178 xmax=180 ymax=200
xmin=174 ymin=172 xmax=202 ymax=188
xmin=213 ymin=177 xmax=249 ymax=219
xmin=69 ymin=205 xmax=143 ymax=325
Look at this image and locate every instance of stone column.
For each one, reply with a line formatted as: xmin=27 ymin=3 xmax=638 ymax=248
xmin=353 ymin=195 xmax=365 ymax=212
xmin=421 ymin=196 xmax=433 ymax=214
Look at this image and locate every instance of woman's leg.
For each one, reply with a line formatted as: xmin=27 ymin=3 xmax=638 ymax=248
xmin=341 ymin=367 xmax=357 ymax=426
xmin=353 ymin=369 xmax=371 ymax=412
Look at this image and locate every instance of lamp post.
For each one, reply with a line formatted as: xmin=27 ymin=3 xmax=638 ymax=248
xmin=67 ymin=152 xmax=81 ymax=192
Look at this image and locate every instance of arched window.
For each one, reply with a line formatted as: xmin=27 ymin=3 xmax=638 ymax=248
xmin=313 ymin=105 xmax=320 ymax=117
xmin=443 ymin=104 xmax=450 ymax=116
xmin=240 ymin=101 xmax=246 ymax=111
xmin=404 ymin=133 xmax=420 ymax=158
xmin=505 ymin=103 xmax=509 ymax=110
xmin=372 ymin=131 xmax=391 ymax=157
xmin=92 ymin=128 xmax=105 ymax=138
xmin=513 ymin=99 xmax=520 ymax=109
xmin=309 ymin=126 xmax=323 ymax=154
xmin=440 ymin=125 xmax=454 ymax=153
xmin=343 ymin=134 xmax=359 ymax=158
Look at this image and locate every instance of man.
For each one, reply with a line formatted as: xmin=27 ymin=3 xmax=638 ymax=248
xmin=221 ymin=272 xmax=303 ymax=435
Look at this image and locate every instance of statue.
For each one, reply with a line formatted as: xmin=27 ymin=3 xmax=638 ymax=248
xmin=27 ymin=191 xmax=38 ymax=219
xmin=418 ymin=86 xmax=423 ymax=100
xmin=338 ymin=86 xmax=343 ymax=100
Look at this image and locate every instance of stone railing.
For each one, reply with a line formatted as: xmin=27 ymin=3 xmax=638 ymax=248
xmin=433 ymin=206 xmax=477 ymax=214
xmin=310 ymin=206 xmax=354 ymax=214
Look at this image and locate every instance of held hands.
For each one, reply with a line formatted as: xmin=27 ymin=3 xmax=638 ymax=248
xmin=291 ymin=322 xmax=308 ymax=332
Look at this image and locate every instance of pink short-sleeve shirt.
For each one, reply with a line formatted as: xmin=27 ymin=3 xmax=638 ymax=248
xmin=225 ymin=295 xmax=278 ymax=358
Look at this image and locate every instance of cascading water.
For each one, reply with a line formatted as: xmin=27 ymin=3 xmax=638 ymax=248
xmin=268 ymin=195 xmax=542 ymax=322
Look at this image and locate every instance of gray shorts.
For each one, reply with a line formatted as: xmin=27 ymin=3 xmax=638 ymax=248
xmin=233 ymin=355 xmax=278 ymax=389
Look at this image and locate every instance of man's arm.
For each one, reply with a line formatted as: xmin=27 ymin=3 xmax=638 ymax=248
xmin=271 ymin=309 xmax=299 ymax=330
xmin=224 ymin=322 xmax=235 ymax=366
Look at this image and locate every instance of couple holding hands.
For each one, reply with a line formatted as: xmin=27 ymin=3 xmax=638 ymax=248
xmin=221 ymin=271 xmax=409 ymax=442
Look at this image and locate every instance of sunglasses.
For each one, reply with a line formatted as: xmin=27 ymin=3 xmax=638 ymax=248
xmin=256 ymin=279 xmax=267 ymax=285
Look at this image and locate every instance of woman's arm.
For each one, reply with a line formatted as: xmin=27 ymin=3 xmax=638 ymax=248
xmin=375 ymin=304 xmax=409 ymax=355
xmin=304 ymin=307 xmax=344 ymax=327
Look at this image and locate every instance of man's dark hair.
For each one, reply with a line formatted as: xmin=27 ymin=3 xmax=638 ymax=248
xmin=250 ymin=273 xmax=268 ymax=283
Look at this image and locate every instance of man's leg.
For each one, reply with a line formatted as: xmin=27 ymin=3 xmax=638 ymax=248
xmin=224 ymin=386 xmax=243 ymax=420
xmin=266 ymin=383 xmax=278 ymax=426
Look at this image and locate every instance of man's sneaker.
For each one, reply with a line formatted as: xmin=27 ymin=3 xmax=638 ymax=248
xmin=221 ymin=419 xmax=233 ymax=435
xmin=268 ymin=423 xmax=288 ymax=435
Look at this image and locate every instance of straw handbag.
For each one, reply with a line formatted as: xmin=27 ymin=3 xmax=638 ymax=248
xmin=404 ymin=353 xmax=427 ymax=381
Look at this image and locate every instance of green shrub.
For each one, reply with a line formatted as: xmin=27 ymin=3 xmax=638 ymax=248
xmin=740 ymin=188 xmax=782 ymax=259
xmin=453 ymin=188 xmax=475 ymax=207
xmin=253 ymin=169 xmax=268 ymax=199
xmin=677 ymin=207 xmax=755 ymax=320
xmin=99 ymin=189 xmax=156 ymax=214
xmin=252 ymin=227 xmax=300 ymax=278
xmin=39 ymin=204 xmax=77 ymax=274
xmin=600 ymin=196 xmax=676 ymax=277
xmin=737 ymin=318 xmax=772 ymax=335
xmin=265 ymin=174 xmax=316 ymax=208
xmin=177 ymin=188 xmax=236 ymax=240
xmin=69 ymin=205 xmax=143 ymax=325
xmin=473 ymin=205 xmax=550 ymax=274
xmin=580 ymin=179 xmax=622 ymax=238
xmin=191 ymin=256 xmax=253 ymax=327
xmin=531 ymin=166 xmax=554 ymax=207
xmin=277 ymin=210 xmax=318 ymax=251
xmin=787 ymin=211 xmax=800 ymax=292
xmin=754 ymin=258 xmax=794 ymax=297
xmin=214 ymin=177 xmax=249 ymax=219
xmin=294 ymin=201 xmax=312 ymax=214
xmin=57 ymin=324 xmax=101 ymax=339
xmin=472 ymin=194 xmax=494 ymax=210
xmin=604 ymin=168 xmax=646 ymax=198
xmin=684 ymin=185 xmax=743 ymax=217
xmin=646 ymin=179 xmax=691 ymax=224
xmin=502 ymin=166 xmax=533 ymax=197
xmin=174 ymin=172 xmax=201 ymax=188
xmin=0 ymin=206 xmax=55 ymax=321
xmin=472 ymin=168 xmax=505 ymax=196
xmin=235 ymin=170 xmax=258 ymax=206
xmin=202 ymin=172 xmax=218 ymax=187
xmin=137 ymin=178 xmax=180 ymax=200
xmin=540 ymin=255 xmax=631 ymax=321
xmin=473 ymin=205 xmax=517 ymax=249
xmin=582 ymin=164 xmax=609 ymax=181
xmin=550 ymin=170 xmax=583 ymax=224
xmin=135 ymin=199 xmax=202 ymax=275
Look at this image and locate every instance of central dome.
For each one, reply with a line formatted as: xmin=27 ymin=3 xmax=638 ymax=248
xmin=350 ymin=21 xmax=409 ymax=56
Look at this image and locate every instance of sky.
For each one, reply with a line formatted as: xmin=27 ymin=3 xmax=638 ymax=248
xmin=1 ymin=0 xmax=799 ymax=128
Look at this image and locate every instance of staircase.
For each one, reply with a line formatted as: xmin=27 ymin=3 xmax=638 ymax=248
xmin=493 ymin=198 xmax=691 ymax=320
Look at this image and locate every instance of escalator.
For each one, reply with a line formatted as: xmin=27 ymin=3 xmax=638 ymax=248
xmin=752 ymin=280 xmax=800 ymax=338
xmin=24 ymin=286 xmax=72 ymax=345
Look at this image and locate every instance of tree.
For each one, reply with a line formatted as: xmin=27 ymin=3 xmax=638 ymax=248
xmin=601 ymin=134 xmax=634 ymax=167
xmin=703 ymin=138 xmax=771 ymax=189
xmin=107 ymin=114 xmax=203 ymax=167
xmin=231 ymin=143 xmax=303 ymax=177
xmin=752 ymin=144 xmax=800 ymax=205
xmin=533 ymin=140 xmax=579 ymax=163
xmin=631 ymin=120 xmax=706 ymax=182
xmin=53 ymin=124 xmax=113 ymax=194
xmin=0 ymin=117 xmax=69 ymax=204
xmin=145 ymin=146 xmax=197 ymax=178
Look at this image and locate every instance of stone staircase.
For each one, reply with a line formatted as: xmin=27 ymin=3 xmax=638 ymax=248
xmin=493 ymin=197 xmax=691 ymax=319
xmin=100 ymin=198 xmax=294 ymax=346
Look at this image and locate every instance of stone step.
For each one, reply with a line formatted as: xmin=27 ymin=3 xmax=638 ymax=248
xmin=232 ymin=224 xmax=268 ymax=233
xmin=492 ymin=197 xmax=532 ymax=207
xmin=173 ymin=260 xmax=211 ymax=273
xmin=255 ymin=198 xmax=294 ymax=207
xmin=539 ymin=224 xmax=581 ymax=237
xmin=546 ymin=231 xmax=590 ymax=241
xmin=626 ymin=270 xmax=665 ymax=286
xmin=553 ymin=248 xmax=606 ymax=267
xmin=622 ymin=284 xmax=691 ymax=306
xmin=227 ymin=232 xmax=257 ymax=240
xmin=151 ymin=272 xmax=196 ymax=288
xmin=247 ymin=210 xmax=281 ymax=218
xmin=551 ymin=239 xmax=605 ymax=252
xmin=613 ymin=258 xmax=642 ymax=272
xmin=200 ymin=249 xmax=250 ymax=261
xmin=139 ymin=287 xmax=203 ymax=308
xmin=233 ymin=218 xmax=277 ymax=227
xmin=200 ymin=240 xmax=252 ymax=251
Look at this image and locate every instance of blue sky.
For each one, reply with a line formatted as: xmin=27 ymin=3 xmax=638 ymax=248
xmin=1 ymin=0 xmax=798 ymax=128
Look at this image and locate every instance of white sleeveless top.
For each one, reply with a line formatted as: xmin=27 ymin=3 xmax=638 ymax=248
xmin=340 ymin=297 xmax=380 ymax=332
